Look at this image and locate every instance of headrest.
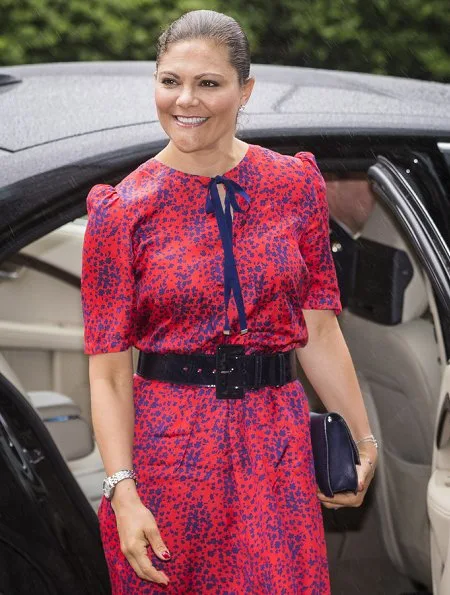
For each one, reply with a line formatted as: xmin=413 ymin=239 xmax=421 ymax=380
xmin=358 ymin=201 xmax=428 ymax=322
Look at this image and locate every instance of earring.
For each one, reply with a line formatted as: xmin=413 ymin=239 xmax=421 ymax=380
xmin=239 ymin=104 xmax=246 ymax=111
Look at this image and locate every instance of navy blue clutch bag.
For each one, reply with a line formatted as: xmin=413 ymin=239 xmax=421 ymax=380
xmin=309 ymin=412 xmax=361 ymax=498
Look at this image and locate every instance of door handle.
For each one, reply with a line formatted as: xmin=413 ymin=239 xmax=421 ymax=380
xmin=436 ymin=393 xmax=450 ymax=449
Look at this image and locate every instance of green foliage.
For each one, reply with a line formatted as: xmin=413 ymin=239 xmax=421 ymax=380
xmin=275 ymin=0 xmax=450 ymax=80
xmin=0 ymin=0 xmax=449 ymax=82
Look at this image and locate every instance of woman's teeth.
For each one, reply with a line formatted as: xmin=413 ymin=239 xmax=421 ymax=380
xmin=175 ymin=116 xmax=208 ymax=126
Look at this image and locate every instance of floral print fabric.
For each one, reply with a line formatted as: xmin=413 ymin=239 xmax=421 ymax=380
xmin=81 ymin=144 xmax=341 ymax=594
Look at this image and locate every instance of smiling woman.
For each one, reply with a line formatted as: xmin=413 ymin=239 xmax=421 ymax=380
xmin=82 ymin=9 xmax=376 ymax=595
xmin=152 ymin=20 xmax=254 ymax=174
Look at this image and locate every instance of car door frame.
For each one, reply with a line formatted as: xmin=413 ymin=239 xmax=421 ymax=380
xmin=368 ymin=152 xmax=450 ymax=594
xmin=0 ymin=372 xmax=110 ymax=594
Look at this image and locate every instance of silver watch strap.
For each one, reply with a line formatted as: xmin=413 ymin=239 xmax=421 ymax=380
xmin=107 ymin=469 xmax=137 ymax=488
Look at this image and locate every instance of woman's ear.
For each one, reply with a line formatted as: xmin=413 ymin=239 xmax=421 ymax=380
xmin=241 ymin=76 xmax=255 ymax=106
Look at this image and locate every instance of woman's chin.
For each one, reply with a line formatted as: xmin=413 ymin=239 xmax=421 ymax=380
xmin=169 ymin=135 xmax=210 ymax=154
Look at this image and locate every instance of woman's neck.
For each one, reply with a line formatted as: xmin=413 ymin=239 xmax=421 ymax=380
xmin=156 ymin=138 xmax=249 ymax=177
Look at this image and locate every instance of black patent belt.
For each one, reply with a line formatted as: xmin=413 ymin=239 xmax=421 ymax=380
xmin=136 ymin=345 xmax=298 ymax=399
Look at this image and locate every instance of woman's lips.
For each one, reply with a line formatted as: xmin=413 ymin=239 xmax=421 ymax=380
xmin=173 ymin=115 xmax=209 ymax=128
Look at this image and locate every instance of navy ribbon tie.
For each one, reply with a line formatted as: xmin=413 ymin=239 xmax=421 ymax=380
xmin=205 ymin=175 xmax=251 ymax=335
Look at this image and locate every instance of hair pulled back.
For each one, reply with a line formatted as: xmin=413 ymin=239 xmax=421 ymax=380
xmin=156 ymin=10 xmax=251 ymax=86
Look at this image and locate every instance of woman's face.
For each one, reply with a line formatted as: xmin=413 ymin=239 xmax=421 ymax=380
xmin=155 ymin=38 xmax=254 ymax=154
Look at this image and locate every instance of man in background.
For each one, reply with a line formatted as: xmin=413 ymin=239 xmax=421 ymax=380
xmin=324 ymin=172 xmax=376 ymax=306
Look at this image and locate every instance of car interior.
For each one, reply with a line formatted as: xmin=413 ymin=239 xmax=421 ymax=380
xmin=0 ymin=160 xmax=445 ymax=594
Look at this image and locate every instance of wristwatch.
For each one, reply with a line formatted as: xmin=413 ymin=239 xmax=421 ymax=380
xmin=102 ymin=469 xmax=137 ymax=500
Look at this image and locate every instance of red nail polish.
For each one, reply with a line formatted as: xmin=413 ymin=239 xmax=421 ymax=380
xmin=162 ymin=550 xmax=171 ymax=560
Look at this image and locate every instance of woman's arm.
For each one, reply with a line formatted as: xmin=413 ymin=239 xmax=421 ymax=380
xmin=89 ymin=348 xmax=171 ymax=585
xmin=296 ymin=309 xmax=377 ymax=508
xmin=89 ymin=348 xmax=140 ymax=509
xmin=296 ymin=309 xmax=371 ymax=440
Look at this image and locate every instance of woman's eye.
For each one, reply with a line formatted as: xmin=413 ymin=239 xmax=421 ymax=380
xmin=161 ymin=78 xmax=177 ymax=86
xmin=200 ymin=80 xmax=219 ymax=87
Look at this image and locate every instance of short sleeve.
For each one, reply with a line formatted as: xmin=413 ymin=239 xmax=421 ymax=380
xmin=81 ymin=184 xmax=136 ymax=355
xmin=295 ymin=152 xmax=342 ymax=316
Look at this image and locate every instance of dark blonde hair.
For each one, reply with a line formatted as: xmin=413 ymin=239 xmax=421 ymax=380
xmin=156 ymin=10 xmax=251 ymax=86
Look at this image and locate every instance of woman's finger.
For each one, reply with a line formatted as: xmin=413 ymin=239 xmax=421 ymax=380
xmin=356 ymin=455 xmax=376 ymax=491
xmin=356 ymin=463 xmax=366 ymax=492
xmin=317 ymin=482 xmax=367 ymax=507
xmin=318 ymin=491 xmax=361 ymax=506
xmin=316 ymin=449 xmax=377 ymax=508
xmin=144 ymin=522 xmax=172 ymax=562
xmin=126 ymin=545 xmax=170 ymax=585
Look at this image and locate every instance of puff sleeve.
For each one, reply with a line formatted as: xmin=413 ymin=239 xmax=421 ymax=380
xmin=81 ymin=184 xmax=136 ymax=354
xmin=295 ymin=152 xmax=342 ymax=316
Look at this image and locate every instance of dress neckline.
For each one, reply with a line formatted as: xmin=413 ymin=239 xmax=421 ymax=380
xmin=151 ymin=143 xmax=254 ymax=180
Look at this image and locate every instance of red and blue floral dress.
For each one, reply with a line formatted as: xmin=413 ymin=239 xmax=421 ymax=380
xmin=81 ymin=143 xmax=342 ymax=594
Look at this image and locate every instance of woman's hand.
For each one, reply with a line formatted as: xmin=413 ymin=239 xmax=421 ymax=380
xmin=317 ymin=442 xmax=378 ymax=509
xmin=112 ymin=496 xmax=171 ymax=586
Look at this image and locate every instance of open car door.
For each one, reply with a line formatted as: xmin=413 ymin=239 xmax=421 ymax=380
xmin=368 ymin=151 xmax=450 ymax=594
xmin=429 ymin=370 xmax=450 ymax=594
xmin=0 ymin=371 xmax=110 ymax=594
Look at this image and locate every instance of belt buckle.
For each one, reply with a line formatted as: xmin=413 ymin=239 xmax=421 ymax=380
xmin=215 ymin=345 xmax=245 ymax=399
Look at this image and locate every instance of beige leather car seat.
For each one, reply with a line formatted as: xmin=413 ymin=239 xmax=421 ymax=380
xmin=0 ymin=353 xmax=104 ymax=511
xmin=339 ymin=201 xmax=442 ymax=588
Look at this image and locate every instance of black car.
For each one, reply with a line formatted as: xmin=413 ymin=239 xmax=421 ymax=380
xmin=1 ymin=62 xmax=450 ymax=595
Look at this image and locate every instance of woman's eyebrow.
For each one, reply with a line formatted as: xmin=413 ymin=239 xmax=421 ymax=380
xmin=159 ymin=71 xmax=180 ymax=78
xmin=159 ymin=71 xmax=224 ymax=79
xmin=194 ymin=72 xmax=224 ymax=79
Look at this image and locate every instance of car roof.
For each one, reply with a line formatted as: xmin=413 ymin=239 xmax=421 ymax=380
xmin=1 ymin=61 xmax=450 ymax=154
xmin=1 ymin=61 xmax=449 ymax=190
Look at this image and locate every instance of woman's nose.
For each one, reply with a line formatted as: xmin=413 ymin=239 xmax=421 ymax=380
xmin=175 ymin=86 xmax=199 ymax=108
